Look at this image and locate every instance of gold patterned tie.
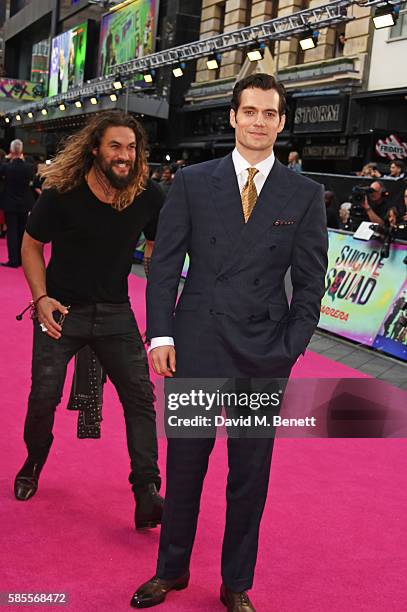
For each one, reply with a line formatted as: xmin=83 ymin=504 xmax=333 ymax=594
xmin=241 ymin=167 xmax=259 ymax=223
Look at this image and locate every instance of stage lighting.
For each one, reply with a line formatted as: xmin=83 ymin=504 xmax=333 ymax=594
xmin=90 ymin=96 xmax=99 ymax=105
xmin=16 ymin=114 xmax=21 ymax=121
xmin=5 ymin=116 xmax=10 ymax=123
xmin=206 ymin=53 xmax=220 ymax=70
xmin=27 ymin=111 xmax=33 ymax=119
xmin=110 ymin=93 xmax=118 ymax=102
xmin=41 ymin=108 xmax=48 ymax=116
xmin=59 ymin=103 xmax=66 ymax=111
xmin=299 ymin=30 xmax=319 ymax=51
xmin=113 ymin=77 xmax=123 ymax=90
xmin=247 ymin=42 xmax=265 ymax=62
xmin=144 ymin=69 xmax=155 ymax=84
xmin=172 ymin=63 xmax=186 ymax=78
xmin=75 ymin=100 xmax=83 ymax=108
xmin=373 ymin=5 xmax=399 ymax=29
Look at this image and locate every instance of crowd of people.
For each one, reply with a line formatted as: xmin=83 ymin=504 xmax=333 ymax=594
xmin=320 ymin=158 xmax=407 ymax=240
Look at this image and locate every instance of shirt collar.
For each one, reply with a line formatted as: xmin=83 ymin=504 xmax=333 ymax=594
xmin=232 ymin=147 xmax=275 ymax=179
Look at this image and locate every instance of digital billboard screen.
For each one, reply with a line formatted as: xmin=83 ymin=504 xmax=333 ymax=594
xmin=49 ymin=21 xmax=88 ymax=97
xmin=98 ymin=0 xmax=158 ymax=77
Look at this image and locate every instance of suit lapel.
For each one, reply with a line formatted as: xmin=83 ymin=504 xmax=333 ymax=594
xmin=219 ymin=160 xmax=299 ymax=275
xmin=209 ymin=153 xmax=245 ymax=242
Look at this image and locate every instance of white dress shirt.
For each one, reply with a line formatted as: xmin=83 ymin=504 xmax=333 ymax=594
xmin=149 ymin=147 xmax=276 ymax=351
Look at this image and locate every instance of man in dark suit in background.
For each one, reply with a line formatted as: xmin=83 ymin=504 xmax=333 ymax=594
xmin=1 ymin=139 xmax=34 ymax=268
xmin=132 ymin=74 xmax=328 ymax=611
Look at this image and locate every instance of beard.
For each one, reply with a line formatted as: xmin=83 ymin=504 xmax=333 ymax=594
xmin=94 ymin=153 xmax=137 ymax=190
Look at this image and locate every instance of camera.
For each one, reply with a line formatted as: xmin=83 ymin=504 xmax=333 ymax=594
xmin=348 ymin=186 xmax=375 ymax=229
xmin=369 ymin=221 xmax=406 ymax=258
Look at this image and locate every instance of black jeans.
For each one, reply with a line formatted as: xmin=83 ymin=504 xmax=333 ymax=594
xmin=5 ymin=210 xmax=28 ymax=266
xmin=24 ymin=303 xmax=160 ymax=494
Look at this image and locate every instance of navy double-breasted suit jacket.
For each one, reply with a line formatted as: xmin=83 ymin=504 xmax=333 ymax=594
xmin=146 ymin=154 xmax=328 ymax=377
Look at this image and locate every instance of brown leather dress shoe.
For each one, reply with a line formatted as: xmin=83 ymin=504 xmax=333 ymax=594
xmin=220 ymin=584 xmax=256 ymax=611
xmin=130 ymin=572 xmax=189 ymax=608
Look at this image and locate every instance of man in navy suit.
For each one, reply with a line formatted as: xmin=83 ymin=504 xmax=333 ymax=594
xmin=131 ymin=74 xmax=328 ymax=611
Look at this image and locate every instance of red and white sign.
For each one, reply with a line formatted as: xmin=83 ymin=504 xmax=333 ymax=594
xmin=375 ymin=134 xmax=407 ymax=160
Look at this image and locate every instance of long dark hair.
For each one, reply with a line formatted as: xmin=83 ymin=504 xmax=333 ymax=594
xmin=41 ymin=111 xmax=149 ymax=211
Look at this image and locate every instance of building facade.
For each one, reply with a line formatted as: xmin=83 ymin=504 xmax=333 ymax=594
xmin=174 ymin=0 xmax=406 ymax=173
xmin=0 ymin=0 xmax=202 ymax=161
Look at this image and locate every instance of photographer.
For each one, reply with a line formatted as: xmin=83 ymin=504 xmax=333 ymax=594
xmin=387 ymin=200 xmax=407 ymax=242
xmin=360 ymin=181 xmax=390 ymax=226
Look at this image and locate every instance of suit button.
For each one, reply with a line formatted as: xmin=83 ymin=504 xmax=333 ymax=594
xmin=218 ymin=275 xmax=228 ymax=282
xmin=210 ymin=237 xmax=216 ymax=245
xmin=254 ymin=278 xmax=260 ymax=285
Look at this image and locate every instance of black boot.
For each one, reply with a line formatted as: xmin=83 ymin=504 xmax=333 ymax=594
xmin=135 ymin=483 xmax=164 ymax=530
xmin=14 ymin=453 xmax=49 ymax=501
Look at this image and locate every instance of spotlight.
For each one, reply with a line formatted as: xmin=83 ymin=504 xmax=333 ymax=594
xmin=165 ymin=154 xmax=171 ymax=161
xmin=41 ymin=108 xmax=48 ymax=116
xmin=373 ymin=4 xmax=399 ymax=29
xmin=27 ymin=111 xmax=33 ymax=118
xmin=206 ymin=53 xmax=220 ymax=70
xmin=5 ymin=116 xmax=10 ymax=123
xmin=75 ymin=99 xmax=83 ymax=108
xmin=172 ymin=63 xmax=186 ymax=78
xmin=247 ymin=42 xmax=265 ymax=62
xmin=144 ymin=69 xmax=155 ymax=84
xmin=113 ymin=77 xmax=123 ymax=90
xmin=299 ymin=31 xmax=318 ymax=51
xmin=59 ymin=103 xmax=66 ymax=111
xmin=16 ymin=113 xmax=21 ymax=121
xmin=90 ymin=96 xmax=99 ymax=105
xmin=110 ymin=93 xmax=118 ymax=102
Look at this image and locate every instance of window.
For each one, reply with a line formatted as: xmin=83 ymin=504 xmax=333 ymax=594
xmin=389 ymin=3 xmax=407 ymax=38
xmin=245 ymin=0 xmax=253 ymax=26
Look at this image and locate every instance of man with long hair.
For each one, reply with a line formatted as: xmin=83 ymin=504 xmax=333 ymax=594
xmin=14 ymin=111 xmax=164 ymax=531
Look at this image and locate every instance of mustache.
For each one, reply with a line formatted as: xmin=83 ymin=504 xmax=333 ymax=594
xmin=111 ymin=160 xmax=132 ymax=167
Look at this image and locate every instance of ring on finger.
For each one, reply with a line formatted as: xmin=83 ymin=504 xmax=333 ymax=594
xmin=40 ymin=323 xmax=48 ymax=333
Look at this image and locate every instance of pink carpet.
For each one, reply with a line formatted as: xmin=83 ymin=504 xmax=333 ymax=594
xmin=1 ymin=239 xmax=406 ymax=611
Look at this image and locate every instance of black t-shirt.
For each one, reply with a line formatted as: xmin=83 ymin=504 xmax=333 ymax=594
xmin=372 ymin=199 xmax=391 ymax=221
xmin=26 ymin=179 xmax=164 ymax=304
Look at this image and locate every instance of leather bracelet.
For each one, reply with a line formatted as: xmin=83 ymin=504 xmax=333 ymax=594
xmin=33 ymin=294 xmax=48 ymax=306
